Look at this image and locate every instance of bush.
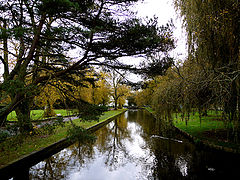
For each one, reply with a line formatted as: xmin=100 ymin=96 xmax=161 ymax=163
xmin=33 ymin=116 xmax=65 ymax=136
xmin=0 ymin=129 xmax=11 ymax=143
xmin=78 ymin=104 xmax=108 ymax=121
xmin=67 ymin=126 xmax=96 ymax=143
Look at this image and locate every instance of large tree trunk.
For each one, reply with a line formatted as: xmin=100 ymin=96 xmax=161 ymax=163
xmin=0 ymin=21 xmax=9 ymax=127
xmin=114 ymin=87 xmax=118 ymax=110
xmin=43 ymin=100 xmax=56 ymax=117
xmin=15 ymin=98 xmax=33 ymax=133
xmin=0 ymin=113 xmax=7 ymax=127
xmin=114 ymin=98 xmax=118 ymax=110
xmin=231 ymin=79 xmax=239 ymax=143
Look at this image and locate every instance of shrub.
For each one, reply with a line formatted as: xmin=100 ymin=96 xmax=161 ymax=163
xmin=0 ymin=129 xmax=11 ymax=143
xmin=67 ymin=125 xmax=96 ymax=143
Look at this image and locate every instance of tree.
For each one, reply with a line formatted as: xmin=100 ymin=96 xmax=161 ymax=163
xmin=107 ymin=70 xmax=130 ymax=109
xmin=0 ymin=0 xmax=174 ymax=132
xmin=127 ymin=93 xmax=137 ymax=107
xmin=91 ymin=72 xmax=111 ymax=106
xmin=62 ymin=69 xmax=111 ymax=106
xmin=134 ymin=77 xmax=160 ymax=107
xmin=174 ymin=0 xmax=240 ymax=126
xmin=116 ymin=84 xmax=130 ymax=109
xmin=149 ymin=61 xmax=213 ymax=121
xmin=34 ymin=83 xmax=60 ymax=117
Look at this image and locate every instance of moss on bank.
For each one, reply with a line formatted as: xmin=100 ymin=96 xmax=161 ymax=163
xmin=0 ymin=109 xmax=126 ymax=168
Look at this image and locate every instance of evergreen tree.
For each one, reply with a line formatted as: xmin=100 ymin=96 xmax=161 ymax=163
xmin=0 ymin=0 xmax=174 ymax=132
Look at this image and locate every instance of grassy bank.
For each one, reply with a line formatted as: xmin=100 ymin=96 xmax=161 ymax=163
xmin=7 ymin=109 xmax=77 ymax=121
xmin=172 ymin=111 xmax=240 ymax=149
xmin=0 ymin=109 xmax=126 ymax=168
xmin=173 ymin=111 xmax=225 ymax=135
xmin=144 ymin=107 xmax=240 ymax=151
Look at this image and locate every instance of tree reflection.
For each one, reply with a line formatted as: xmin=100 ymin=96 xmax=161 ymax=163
xmin=30 ymin=140 xmax=95 ymax=179
xmin=149 ymin=139 xmax=193 ymax=179
xmin=127 ymin=110 xmax=196 ymax=179
xmin=28 ymin=110 xmax=240 ymax=179
xmin=95 ymin=115 xmax=132 ymax=170
xmin=29 ymin=113 xmax=132 ymax=178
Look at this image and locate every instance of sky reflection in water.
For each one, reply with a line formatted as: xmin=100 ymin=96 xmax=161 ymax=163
xmin=29 ymin=110 xmax=240 ymax=180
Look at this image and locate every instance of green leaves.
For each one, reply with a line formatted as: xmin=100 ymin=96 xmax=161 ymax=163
xmin=39 ymin=0 xmax=77 ymax=15
xmin=0 ymin=26 xmax=29 ymax=40
xmin=175 ymin=0 xmax=240 ymax=125
xmin=2 ymin=79 xmax=24 ymax=95
xmin=0 ymin=0 xmax=175 ymax=132
xmin=77 ymin=102 xmax=108 ymax=121
xmin=67 ymin=125 xmax=96 ymax=143
xmin=38 ymin=0 xmax=95 ymax=16
xmin=90 ymin=17 xmax=174 ymax=59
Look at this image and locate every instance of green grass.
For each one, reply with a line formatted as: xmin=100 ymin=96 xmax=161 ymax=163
xmin=173 ymin=111 xmax=240 ymax=150
xmin=7 ymin=109 xmax=77 ymax=121
xmin=0 ymin=109 xmax=126 ymax=168
xmin=143 ymin=107 xmax=156 ymax=114
xmin=144 ymin=108 xmax=225 ymax=136
xmin=173 ymin=111 xmax=225 ymax=136
xmin=144 ymin=107 xmax=239 ymax=150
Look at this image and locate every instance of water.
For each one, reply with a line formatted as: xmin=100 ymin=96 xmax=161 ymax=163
xmin=22 ymin=110 xmax=240 ymax=179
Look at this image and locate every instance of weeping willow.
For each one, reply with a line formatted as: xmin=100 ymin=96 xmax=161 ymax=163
xmin=151 ymin=62 xmax=214 ymax=123
xmin=172 ymin=0 xmax=240 ymax=141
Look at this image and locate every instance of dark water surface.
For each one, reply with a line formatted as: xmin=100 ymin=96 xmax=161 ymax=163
xmin=28 ymin=110 xmax=240 ymax=179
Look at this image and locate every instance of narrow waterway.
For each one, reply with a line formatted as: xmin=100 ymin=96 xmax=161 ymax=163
xmin=26 ymin=110 xmax=240 ymax=179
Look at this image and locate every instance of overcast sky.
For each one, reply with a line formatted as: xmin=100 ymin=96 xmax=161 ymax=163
xmin=126 ymin=0 xmax=187 ymax=82
xmin=135 ymin=0 xmax=187 ymax=60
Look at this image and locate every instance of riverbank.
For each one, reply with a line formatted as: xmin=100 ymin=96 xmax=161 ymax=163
xmin=144 ymin=107 xmax=240 ymax=153
xmin=6 ymin=109 xmax=78 ymax=122
xmin=0 ymin=109 xmax=126 ymax=169
xmin=24 ymin=109 xmax=240 ymax=179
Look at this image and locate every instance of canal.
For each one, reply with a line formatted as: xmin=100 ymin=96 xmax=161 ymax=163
xmin=15 ymin=110 xmax=240 ymax=179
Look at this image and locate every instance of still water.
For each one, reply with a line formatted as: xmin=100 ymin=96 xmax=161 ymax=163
xmin=29 ymin=110 xmax=240 ymax=179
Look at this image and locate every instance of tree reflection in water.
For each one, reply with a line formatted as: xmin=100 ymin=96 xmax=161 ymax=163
xmin=30 ymin=142 xmax=95 ymax=179
xmin=30 ymin=114 xmax=132 ymax=179
xmin=96 ymin=118 xmax=132 ymax=171
xmin=29 ymin=110 xmax=240 ymax=180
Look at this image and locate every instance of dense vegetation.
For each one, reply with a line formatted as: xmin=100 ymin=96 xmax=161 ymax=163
xmin=0 ymin=0 xmax=174 ymax=133
xmin=135 ymin=0 xmax=240 ymax=144
xmin=1 ymin=0 xmax=239 ymax=166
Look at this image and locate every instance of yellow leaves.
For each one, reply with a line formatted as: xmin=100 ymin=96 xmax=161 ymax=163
xmin=135 ymin=87 xmax=153 ymax=107
xmin=193 ymin=31 xmax=198 ymax=36
xmin=0 ymin=94 xmax=11 ymax=105
xmin=77 ymin=86 xmax=93 ymax=103
xmin=116 ymin=84 xmax=131 ymax=108
xmin=33 ymin=69 xmax=128 ymax=110
xmin=68 ymin=71 xmax=112 ymax=106
xmin=34 ymin=83 xmax=61 ymax=108
xmin=221 ymin=9 xmax=229 ymax=15
xmin=99 ymin=71 xmax=110 ymax=79
xmin=92 ymin=83 xmax=111 ymax=105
